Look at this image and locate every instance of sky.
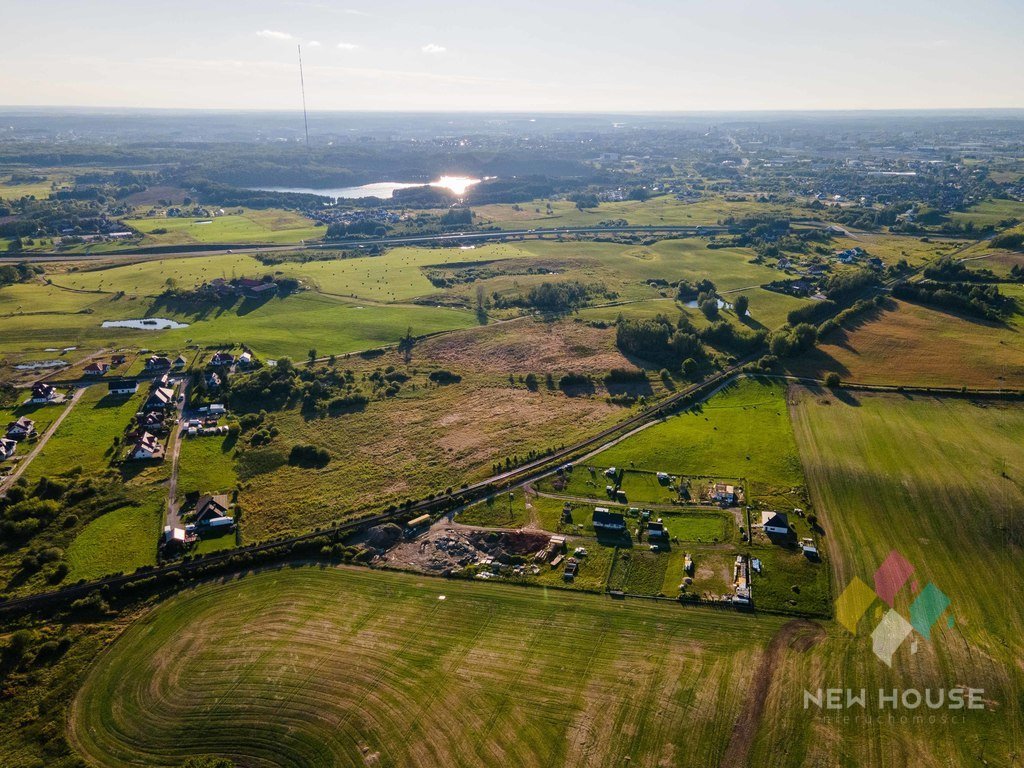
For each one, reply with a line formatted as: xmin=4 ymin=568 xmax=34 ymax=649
xmin=3 ymin=0 xmax=1023 ymax=112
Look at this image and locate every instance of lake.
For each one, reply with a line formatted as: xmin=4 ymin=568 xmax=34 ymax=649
xmin=255 ymin=175 xmax=485 ymax=200
xmin=101 ymin=318 xmax=189 ymax=330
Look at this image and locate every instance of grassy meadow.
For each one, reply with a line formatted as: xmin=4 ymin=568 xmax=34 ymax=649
xmin=122 ymin=208 xmax=325 ymax=245
xmin=475 ymin=194 xmax=804 ymax=230
xmin=789 ymin=297 xmax=1024 ymax=388
xmin=589 ymin=377 xmax=806 ymax=496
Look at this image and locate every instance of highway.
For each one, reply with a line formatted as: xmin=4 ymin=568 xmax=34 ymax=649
xmin=0 ymin=224 xmax=733 ymax=263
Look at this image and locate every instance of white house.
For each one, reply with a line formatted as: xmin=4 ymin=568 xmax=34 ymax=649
xmin=0 ymin=438 xmax=17 ymax=460
xmin=29 ymin=383 xmax=61 ymax=405
xmin=6 ymin=417 xmax=35 ymax=440
xmin=762 ymin=511 xmax=791 ymax=537
xmin=130 ymin=431 xmax=165 ymax=461
xmin=107 ymin=380 xmax=139 ymax=396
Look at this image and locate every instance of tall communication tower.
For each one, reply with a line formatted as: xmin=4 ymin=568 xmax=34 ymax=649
xmin=298 ymin=44 xmax=310 ymax=149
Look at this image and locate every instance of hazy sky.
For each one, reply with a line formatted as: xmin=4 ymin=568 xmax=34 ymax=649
xmin=4 ymin=0 xmax=1023 ymax=111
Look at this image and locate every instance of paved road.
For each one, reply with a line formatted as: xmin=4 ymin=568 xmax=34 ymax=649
xmin=0 ymin=225 xmax=733 ymax=264
xmin=0 ymin=387 xmax=85 ymax=492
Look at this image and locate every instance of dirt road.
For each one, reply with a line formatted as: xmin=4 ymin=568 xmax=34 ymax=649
xmin=0 ymin=387 xmax=85 ymax=493
xmin=721 ymin=619 xmax=826 ymax=766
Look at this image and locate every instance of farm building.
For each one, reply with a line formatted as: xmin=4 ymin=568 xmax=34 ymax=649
xmin=761 ymin=511 xmax=791 ymax=537
xmin=162 ymin=526 xmax=196 ymax=552
xmin=83 ymin=361 xmax=109 ymax=377
xmin=130 ymin=432 xmax=165 ymax=461
xmin=107 ymin=379 xmax=138 ymax=396
xmin=5 ymin=417 xmax=35 ymax=440
xmin=592 ymin=508 xmax=626 ymax=532
xmin=236 ymin=278 xmax=277 ymax=298
xmin=29 ymin=383 xmax=61 ymax=405
xmin=0 ymin=438 xmax=17 ymax=460
xmin=195 ymin=494 xmax=231 ymax=524
xmin=647 ymin=520 xmax=667 ymax=540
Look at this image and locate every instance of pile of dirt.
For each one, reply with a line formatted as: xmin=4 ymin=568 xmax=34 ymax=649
xmin=468 ymin=530 xmax=549 ymax=556
xmin=364 ymin=523 xmax=402 ymax=551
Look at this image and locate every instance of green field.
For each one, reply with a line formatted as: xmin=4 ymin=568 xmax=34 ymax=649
xmin=0 ymin=285 xmax=478 ymax=359
xmin=64 ymin=499 xmax=161 ymax=580
xmin=122 ymin=208 xmax=325 ymax=245
xmin=948 ymin=197 xmax=1024 ymax=227
xmin=766 ymin=386 xmax=1024 ymax=764
xmin=175 ymin=433 xmax=238 ymax=500
xmin=70 ymin=566 xmax=785 ymax=768
xmin=475 ymin=194 xmax=803 ymax=230
xmin=589 ymin=377 xmax=805 ymax=498
xmin=21 ymin=386 xmax=139 ymax=482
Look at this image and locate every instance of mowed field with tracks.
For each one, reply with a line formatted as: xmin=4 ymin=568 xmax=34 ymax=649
xmin=766 ymin=386 xmax=1024 ymax=765
xmin=70 ymin=566 xmax=785 ymax=768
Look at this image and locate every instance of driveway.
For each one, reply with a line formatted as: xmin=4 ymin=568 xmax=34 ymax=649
xmin=0 ymin=386 xmax=86 ymax=492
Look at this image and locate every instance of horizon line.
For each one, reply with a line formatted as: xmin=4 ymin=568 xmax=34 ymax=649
xmin=2 ymin=104 xmax=1024 ymax=116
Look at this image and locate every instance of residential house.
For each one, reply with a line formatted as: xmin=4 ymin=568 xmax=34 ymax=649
xmin=152 ymin=373 xmax=170 ymax=390
xmin=29 ymin=383 xmax=61 ymax=404
xmin=172 ymin=355 xmax=188 ymax=370
xmin=83 ymin=361 xmax=109 ymax=377
xmin=194 ymin=494 xmax=231 ymax=524
xmin=205 ymin=372 xmax=222 ymax=390
xmin=144 ymin=387 xmax=176 ymax=412
xmin=0 ymin=438 xmax=17 ymax=460
xmin=136 ymin=411 xmax=166 ymax=431
xmin=209 ymin=351 xmax=235 ymax=367
xmin=711 ymin=483 xmax=737 ymax=505
xmin=237 ymin=351 xmax=253 ymax=368
xmin=145 ymin=355 xmax=172 ymax=371
xmin=129 ymin=431 xmax=165 ymax=461
xmin=5 ymin=417 xmax=36 ymax=440
xmin=107 ymin=379 xmax=138 ymax=396
xmin=762 ymin=511 xmax=791 ymax=537
xmin=592 ymin=508 xmax=626 ymax=532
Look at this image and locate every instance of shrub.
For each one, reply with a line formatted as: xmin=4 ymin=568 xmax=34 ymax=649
xmin=288 ymin=444 xmax=330 ymax=468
